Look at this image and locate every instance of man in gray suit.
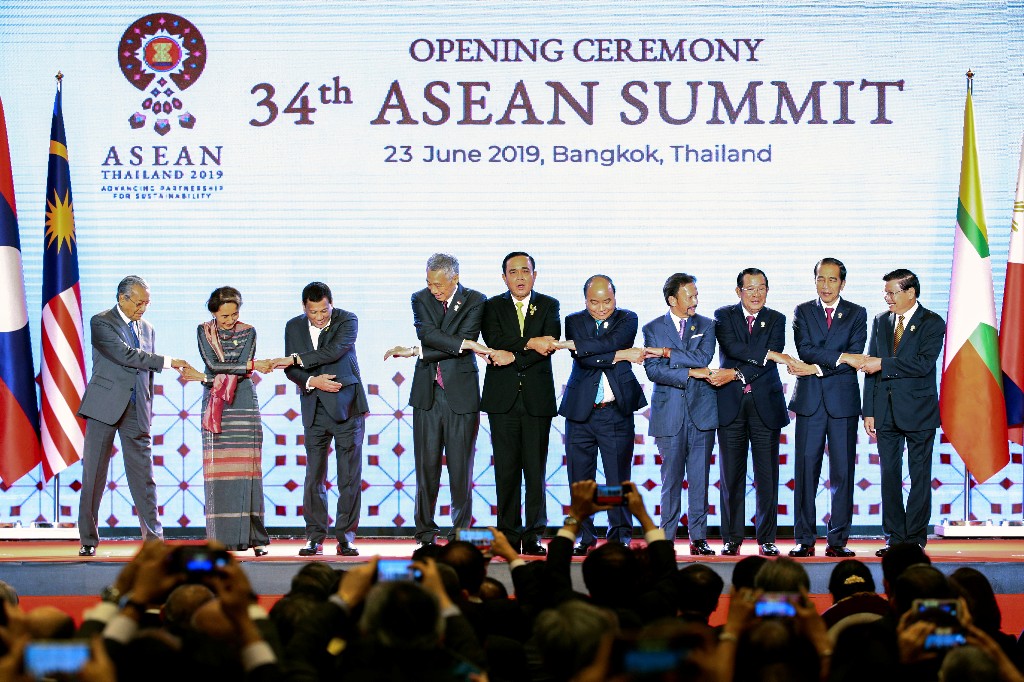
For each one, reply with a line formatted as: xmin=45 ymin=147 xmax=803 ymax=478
xmin=284 ymin=281 xmax=369 ymax=557
xmin=642 ymin=273 xmax=719 ymax=555
xmin=385 ymin=254 xmax=490 ymax=548
xmin=77 ymin=275 xmax=190 ymax=556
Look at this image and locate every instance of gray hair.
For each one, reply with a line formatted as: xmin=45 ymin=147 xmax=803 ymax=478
xmin=117 ymin=275 xmax=149 ymax=300
xmin=754 ymin=557 xmax=811 ymax=593
xmin=425 ymin=253 xmax=459 ymax=278
xmin=359 ymin=581 xmax=444 ymax=651
xmin=533 ymin=600 xmax=617 ymax=681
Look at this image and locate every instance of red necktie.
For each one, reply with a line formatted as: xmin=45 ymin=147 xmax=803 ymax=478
xmin=746 ymin=315 xmax=754 ymax=334
xmin=825 ymin=307 xmax=833 ymax=329
xmin=436 ymin=300 xmax=448 ymax=388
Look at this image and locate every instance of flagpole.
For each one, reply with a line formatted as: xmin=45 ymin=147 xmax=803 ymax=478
xmin=962 ymin=68 xmax=974 ymax=526
xmin=51 ymin=70 xmax=63 ymax=528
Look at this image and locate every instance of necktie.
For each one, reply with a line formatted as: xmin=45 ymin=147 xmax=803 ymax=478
xmin=893 ymin=314 xmax=905 ymax=354
xmin=436 ymin=301 xmax=448 ymax=388
xmin=128 ymin=321 xmax=140 ymax=348
xmin=594 ymin=319 xmax=605 ymax=403
xmin=825 ymin=307 xmax=834 ymax=329
xmin=746 ymin=315 xmax=754 ymax=334
xmin=516 ymin=301 xmax=525 ymax=336
xmin=678 ymin=318 xmax=686 ymax=341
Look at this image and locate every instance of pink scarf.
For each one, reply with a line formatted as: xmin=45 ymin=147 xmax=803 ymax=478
xmin=201 ymin=320 xmax=253 ymax=433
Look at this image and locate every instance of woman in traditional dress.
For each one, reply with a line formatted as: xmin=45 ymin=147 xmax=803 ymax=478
xmin=180 ymin=286 xmax=271 ymax=555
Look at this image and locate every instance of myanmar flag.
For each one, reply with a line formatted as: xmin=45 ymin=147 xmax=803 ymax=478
xmin=939 ymin=83 xmax=1009 ymax=483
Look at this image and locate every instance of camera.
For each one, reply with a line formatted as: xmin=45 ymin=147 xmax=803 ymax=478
xmin=456 ymin=528 xmax=494 ymax=555
xmin=168 ymin=545 xmax=231 ymax=577
xmin=25 ymin=640 xmax=90 ymax=679
xmin=912 ymin=599 xmax=960 ymax=627
xmin=594 ymin=483 xmax=630 ymax=506
xmin=377 ymin=558 xmax=424 ymax=583
xmin=923 ymin=628 xmax=967 ymax=651
xmin=754 ymin=592 xmax=800 ymax=618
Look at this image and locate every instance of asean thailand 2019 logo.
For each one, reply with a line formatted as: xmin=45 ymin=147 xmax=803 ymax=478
xmin=118 ymin=13 xmax=207 ymax=135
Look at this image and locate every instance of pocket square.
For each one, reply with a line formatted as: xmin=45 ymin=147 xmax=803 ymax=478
xmin=691 ymin=333 xmax=704 ymax=339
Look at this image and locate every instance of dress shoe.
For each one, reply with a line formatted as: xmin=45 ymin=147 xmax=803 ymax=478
xmin=875 ymin=545 xmax=890 ymax=558
xmin=78 ymin=545 xmax=96 ymax=557
xmin=788 ymin=543 xmax=815 ymax=557
xmin=689 ymin=540 xmax=716 ymax=556
xmin=253 ymin=546 xmax=269 ymax=557
xmin=415 ymin=539 xmax=436 ymax=551
xmin=759 ymin=543 xmax=780 ymax=556
xmin=522 ymin=540 xmax=547 ymax=556
xmin=573 ymin=542 xmax=594 ymax=556
xmin=825 ymin=545 xmax=856 ymax=558
xmin=297 ymin=540 xmax=323 ymax=557
xmin=336 ymin=542 xmax=359 ymax=557
xmin=721 ymin=542 xmax=742 ymax=556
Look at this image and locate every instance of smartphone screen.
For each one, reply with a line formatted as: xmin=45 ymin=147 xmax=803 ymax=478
xmin=754 ymin=592 xmax=798 ymax=618
xmin=456 ymin=528 xmax=494 ymax=553
xmin=923 ymin=629 xmax=966 ymax=651
xmin=594 ymin=484 xmax=627 ymax=506
xmin=378 ymin=558 xmax=423 ymax=582
xmin=24 ymin=641 xmax=90 ymax=678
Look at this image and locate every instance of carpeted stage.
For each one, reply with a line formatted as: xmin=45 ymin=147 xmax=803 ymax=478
xmin=3 ymin=538 xmax=1023 ymax=631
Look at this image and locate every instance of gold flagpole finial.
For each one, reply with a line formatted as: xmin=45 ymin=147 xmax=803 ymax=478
xmin=966 ymin=69 xmax=974 ymax=80
xmin=55 ymin=71 xmax=63 ymax=83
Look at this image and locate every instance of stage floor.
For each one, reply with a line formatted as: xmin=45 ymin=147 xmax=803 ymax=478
xmin=2 ymin=538 xmax=1023 ymax=631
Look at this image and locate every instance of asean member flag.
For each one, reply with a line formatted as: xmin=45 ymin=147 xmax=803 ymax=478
xmin=39 ymin=83 xmax=86 ymax=479
xmin=0 ymin=96 xmax=43 ymax=484
xmin=940 ymin=80 xmax=1009 ymax=484
xmin=999 ymin=133 xmax=1024 ymax=445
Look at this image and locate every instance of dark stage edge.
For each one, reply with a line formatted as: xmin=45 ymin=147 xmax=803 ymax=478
xmin=1 ymin=538 xmax=1023 ymax=598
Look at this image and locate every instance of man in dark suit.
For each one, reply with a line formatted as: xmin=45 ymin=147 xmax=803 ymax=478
xmin=481 ymin=252 xmax=561 ymax=556
xmin=284 ymin=281 xmax=368 ymax=557
xmin=385 ymin=253 xmax=490 ymax=548
xmin=785 ymin=258 xmax=867 ymax=558
xmin=861 ymin=269 xmax=944 ymax=556
xmin=77 ymin=275 xmax=190 ymax=556
xmin=642 ymin=273 xmax=719 ymax=555
xmin=556 ymin=275 xmax=647 ymax=554
xmin=711 ymin=268 xmax=794 ymax=557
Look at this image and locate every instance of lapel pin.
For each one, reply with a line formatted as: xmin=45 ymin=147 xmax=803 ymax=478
xmin=760 ymin=321 xmax=765 ymax=328
xmin=529 ymin=304 xmax=537 ymax=316
xmin=837 ymin=312 xmax=843 ymax=319
xmin=690 ymin=325 xmax=696 ymax=331
xmin=454 ymin=300 xmax=461 ymax=312
xmin=602 ymin=321 xmax=608 ymax=329
xmin=910 ymin=325 xmax=916 ymax=332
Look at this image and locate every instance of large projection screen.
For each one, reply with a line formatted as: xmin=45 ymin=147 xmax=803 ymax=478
xmin=1 ymin=1 xmax=1022 ymax=536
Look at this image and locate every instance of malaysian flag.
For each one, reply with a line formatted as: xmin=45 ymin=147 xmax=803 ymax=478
xmin=0 ymin=95 xmax=43 ymax=484
xmin=40 ymin=82 xmax=85 ymax=479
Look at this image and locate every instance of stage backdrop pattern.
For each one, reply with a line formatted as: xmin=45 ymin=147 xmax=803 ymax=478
xmin=0 ymin=1 xmax=1022 ymax=536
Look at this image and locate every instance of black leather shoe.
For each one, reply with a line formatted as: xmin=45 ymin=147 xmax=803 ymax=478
xmin=689 ymin=540 xmax=716 ymax=556
xmin=336 ymin=542 xmax=359 ymax=557
xmin=788 ymin=543 xmax=815 ymax=557
xmin=825 ymin=545 xmax=856 ymax=558
xmin=721 ymin=542 xmax=742 ymax=556
xmin=573 ymin=542 xmax=594 ymax=556
xmin=522 ymin=541 xmax=547 ymax=556
xmin=875 ymin=545 xmax=890 ymax=558
xmin=298 ymin=540 xmax=323 ymax=556
xmin=253 ymin=546 xmax=269 ymax=557
xmin=78 ymin=545 xmax=96 ymax=557
xmin=759 ymin=543 xmax=780 ymax=556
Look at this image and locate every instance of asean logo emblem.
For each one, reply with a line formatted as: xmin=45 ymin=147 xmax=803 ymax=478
xmin=118 ymin=13 xmax=207 ymax=136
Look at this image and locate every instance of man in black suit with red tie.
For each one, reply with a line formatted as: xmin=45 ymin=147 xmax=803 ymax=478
xmin=557 ymin=275 xmax=648 ymax=555
xmin=481 ymin=252 xmax=561 ymax=556
xmin=860 ymin=269 xmax=944 ymax=556
xmin=385 ymin=253 xmax=491 ymax=549
xmin=711 ymin=268 xmax=794 ymax=557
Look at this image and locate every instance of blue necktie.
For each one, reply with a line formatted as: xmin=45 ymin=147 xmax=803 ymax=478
xmin=128 ymin=322 xmax=140 ymax=403
xmin=594 ymin=319 xmax=605 ymax=403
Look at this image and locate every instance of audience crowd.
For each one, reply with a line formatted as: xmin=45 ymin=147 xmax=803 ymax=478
xmin=0 ymin=480 xmax=1022 ymax=681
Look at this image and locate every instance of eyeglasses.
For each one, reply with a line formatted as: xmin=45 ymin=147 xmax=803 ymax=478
xmin=741 ymin=286 xmax=767 ymax=295
xmin=883 ymin=289 xmax=905 ymax=300
xmin=124 ymin=296 xmax=150 ymax=307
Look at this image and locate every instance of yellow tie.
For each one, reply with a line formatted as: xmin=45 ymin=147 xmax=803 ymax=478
xmin=515 ymin=301 xmax=525 ymax=335
xmin=893 ymin=314 xmax=905 ymax=353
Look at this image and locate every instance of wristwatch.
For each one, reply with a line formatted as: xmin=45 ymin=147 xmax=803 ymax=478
xmin=290 ymin=353 xmax=300 ymax=366
xmin=563 ymin=515 xmax=580 ymax=527
xmin=735 ymin=369 xmax=746 ymax=384
xmin=100 ymin=585 xmax=121 ymax=604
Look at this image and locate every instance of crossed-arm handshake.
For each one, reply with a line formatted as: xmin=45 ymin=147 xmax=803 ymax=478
xmin=176 ymin=356 xmax=297 ymax=383
xmin=779 ymin=351 xmax=883 ymax=377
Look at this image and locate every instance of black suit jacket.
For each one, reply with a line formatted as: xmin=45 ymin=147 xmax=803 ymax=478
xmin=284 ymin=308 xmax=369 ymax=427
xmin=480 ymin=291 xmax=560 ymax=416
xmin=714 ymin=303 xmax=790 ymax=430
xmin=862 ymin=305 xmax=945 ymax=431
xmin=558 ymin=308 xmax=647 ymax=422
xmin=788 ymin=298 xmax=867 ymax=419
xmin=410 ymin=283 xmax=486 ymax=414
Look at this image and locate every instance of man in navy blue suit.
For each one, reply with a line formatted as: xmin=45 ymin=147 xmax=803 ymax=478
xmin=785 ymin=259 xmax=867 ymax=558
xmin=861 ymin=268 xmax=944 ymax=556
xmin=711 ymin=268 xmax=794 ymax=557
xmin=557 ymin=275 xmax=648 ymax=554
xmin=642 ymin=273 xmax=719 ymax=555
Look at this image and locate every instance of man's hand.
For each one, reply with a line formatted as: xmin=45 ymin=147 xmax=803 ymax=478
xmin=80 ymin=635 xmax=117 ymax=682
xmin=706 ymin=368 xmax=738 ymax=387
xmin=569 ymin=480 xmax=614 ymax=521
xmin=489 ymin=350 xmax=515 ymax=367
xmin=553 ymin=339 xmax=576 ymax=352
xmin=863 ymin=416 xmax=876 ymax=438
xmin=614 ymin=347 xmax=646 ymax=364
xmin=252 ymin=359 xmax=275 ymax=374
xmin=128 ymin=541 xmax=184 ymax=607
xmin=786 ymin=360 xmax=817 ymax=376
xmin=723 ymin=587 xmax=760 ymax=639
xmin=896 ymin=610 xmax=939 ymax=665
xmin=623 ymin=482 xmax=655 ymax=532
xmin=488 ymin=527 xmax=520 ymax=562
xmin=462 ymin=339 xmax=491 ymax=356
xmin=860 ymin=356 xmax=882 ymax=374
xmin=767 ymin=351 xmax=796 ymax=366
xmin=177 ymin=366 xmax=206 ymax=382
xmin=309 ymin=374 xmax=342 ymax=392
xmin=689 ymin=367 xmax=712 ymax=380
xmin=338 ymin=556 xmax=378 ymax=608
xmin=415 ymin=558 xmax=454 ymax=610
xmin=526 ymin=336 xmax=560 ymax=355
xmin=384 ymin=345 xmax=418 ymax=360
xmin=268 ymin=357 xmax=294 ymax=368
xmin=170 ymin=358 xmax=191 ymax=369
xmin=839 ymin=353 xmax=867 ymax=369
